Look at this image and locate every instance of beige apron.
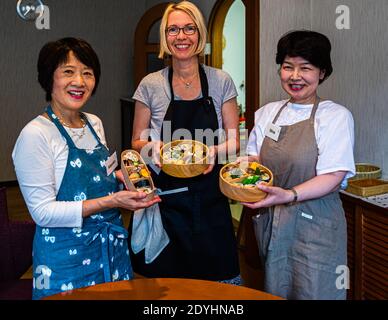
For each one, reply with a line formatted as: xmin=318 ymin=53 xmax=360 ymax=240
xmin=253 ymin=98 xmax=347 ymax=300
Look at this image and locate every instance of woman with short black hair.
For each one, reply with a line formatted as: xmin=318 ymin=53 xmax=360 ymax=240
xmin=242 ymin=30 xmax=355 ymax=299
xmin=13 ymin=37 xmax=160 ymax=299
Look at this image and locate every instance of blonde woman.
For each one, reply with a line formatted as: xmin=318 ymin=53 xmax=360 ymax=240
xmin=130 ymin=1 xmax=241 ymax=284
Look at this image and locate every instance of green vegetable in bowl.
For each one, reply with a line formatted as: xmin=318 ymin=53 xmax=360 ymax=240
xmin=242 ymin=175 xmax=260 ymax=185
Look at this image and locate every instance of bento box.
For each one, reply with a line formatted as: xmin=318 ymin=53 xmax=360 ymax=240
xmin=121 ymin=150 xmax=156 ymax=201
xmin=160 ymin=140 xmax=209 ymax=178
xmin=219 ymin=161 xmax=273 ymax=202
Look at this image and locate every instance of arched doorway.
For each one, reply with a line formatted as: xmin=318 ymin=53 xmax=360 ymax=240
xmin=123 ymin=3 xmax=169 ymax=150
xmin=133 ymin=2 xmax=169 ymax=88
xmin=208 ymin=0 xmax=259 ymax=132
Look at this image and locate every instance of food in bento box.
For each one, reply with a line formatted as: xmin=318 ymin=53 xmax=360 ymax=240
xmin=222 ymin=162 xmax=271 ymax=187
xmin=162 ymin=142 xmax=206 ymax=165
xmin=121 ymin=150 xmax=155 ymax=196
xmin=160 ymin=140 xmax=209 ymax=178
xmin=219 ymin=161 xmax=273 ymax=202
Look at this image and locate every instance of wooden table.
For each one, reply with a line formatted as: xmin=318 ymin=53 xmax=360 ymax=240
xmin=44 ymin=278 xmax=282 ymax=300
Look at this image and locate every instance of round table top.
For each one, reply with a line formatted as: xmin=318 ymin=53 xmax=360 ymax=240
xmin=44 ymin=278 xmax=282 ymax=300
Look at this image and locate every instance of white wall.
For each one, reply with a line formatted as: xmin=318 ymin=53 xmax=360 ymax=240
xmin=260 ymin=0 xmax=388 ymax=178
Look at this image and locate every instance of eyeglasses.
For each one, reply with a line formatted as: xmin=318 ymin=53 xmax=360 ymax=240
xmin=165 ymin=25 xmax=197 ymax=36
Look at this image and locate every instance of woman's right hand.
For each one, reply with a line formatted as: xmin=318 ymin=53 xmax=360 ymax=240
xmin=149 ymin=140 xmax=164 ymax=168
xmin=113 ymin=190 xmax=161 ymax=211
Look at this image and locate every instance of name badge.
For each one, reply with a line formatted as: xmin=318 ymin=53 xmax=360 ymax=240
xmin=106 ymin=151 xmax=118 ymax=176
xmin=265 ymin=123 xmax=281 ymax=142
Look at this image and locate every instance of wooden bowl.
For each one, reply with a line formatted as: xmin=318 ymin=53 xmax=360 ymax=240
xmin=219 ymin=162 xmax=273 ymax=202
xmin=160 ymin=140 xmax=209 ymax=178
xmin=121 ymin=150 xmax=156 ymax=201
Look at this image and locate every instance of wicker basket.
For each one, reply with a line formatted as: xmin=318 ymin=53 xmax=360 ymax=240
xmin=350 ymin=163 xmax=382 ymax=181
xmin=121 ymin=150 xmax=156 ymax=201
xmin=160 ymin=140 xmax=209 ymax=178
xmin=219 ymin=162 xmax=273 ymax=202
xmin=346 ymin=179 xmax=388 ymax=197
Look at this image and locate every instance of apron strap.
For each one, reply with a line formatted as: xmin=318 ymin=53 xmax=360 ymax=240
xmin=45 ymin=105 xmax=76 ymax=149
xmin=309 ymin=97 xmax=321 ymax=123
xmin=272 ymin=97 xmax=321 ymax=125
xmin=81 ymin=113 xmax=104 ymax=146
xmin=45 ymin=105 xmax=104 ymax=149
xmin=272 ymin=100 xmax=290 ymax=124
xmin=198 ymin=64 xmax=209 ymax=98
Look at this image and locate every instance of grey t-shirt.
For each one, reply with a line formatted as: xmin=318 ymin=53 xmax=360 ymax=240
xmin=132 ymin=64 xmax=238 ymax=140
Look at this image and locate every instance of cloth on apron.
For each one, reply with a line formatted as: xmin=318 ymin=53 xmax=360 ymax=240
xmin=131 ymin=202 xmax=170 ymax=264
xmin=32 ymin=106 xmax=133 ymax=300
xmin=129 ymin=65 xmax=240 ymax=281
xmin=253 ymin=98 xmax=347 ymax=300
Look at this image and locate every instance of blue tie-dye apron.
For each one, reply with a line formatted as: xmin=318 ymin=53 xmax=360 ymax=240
xmin=32 ymin=106 xmax=133 ymax=300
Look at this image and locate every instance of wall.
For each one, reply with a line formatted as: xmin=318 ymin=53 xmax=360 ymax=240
xmin=260 ymin=0 xmax=388 ymax=178
xmin=0 ymin=0 xmax=216 ymax=182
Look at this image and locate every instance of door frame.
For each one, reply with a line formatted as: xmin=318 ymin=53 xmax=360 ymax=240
xmin=207 ymin=0 xmax=260 ymax=132
xmin=133 ymin=2 xmax=169 ymax=88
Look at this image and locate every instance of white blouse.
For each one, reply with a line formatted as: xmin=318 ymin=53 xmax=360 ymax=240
xmin=12 ymin=113 xmax=107 ymax=228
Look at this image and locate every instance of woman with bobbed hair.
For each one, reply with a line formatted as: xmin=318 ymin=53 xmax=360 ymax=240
xmin=130 ymin=1 xmax=241 ymax=284
xmin=242 ymin=30 xmax=355 ymax=299
xmin=13 ymin=37 xmax=160 ymax=299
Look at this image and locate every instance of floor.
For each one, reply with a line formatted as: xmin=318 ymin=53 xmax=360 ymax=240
xmin=5 ymin=186 xmax=264 ymax=291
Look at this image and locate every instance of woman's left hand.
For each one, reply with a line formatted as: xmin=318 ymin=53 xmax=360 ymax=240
xmin=203 ymin=145 xmax=216 ymax=175
xmin=241 ymin=183 xmax=294 ymax=209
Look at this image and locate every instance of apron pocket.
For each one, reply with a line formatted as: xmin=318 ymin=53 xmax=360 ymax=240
xmin=252 ymin=209 xmax=272 ymax=260
xmin=294 ymin=208 xmax=339 ymax=272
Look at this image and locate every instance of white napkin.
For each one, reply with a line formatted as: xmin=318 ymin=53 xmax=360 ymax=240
xmin=131 ymin=203 xmax=169 ymax=264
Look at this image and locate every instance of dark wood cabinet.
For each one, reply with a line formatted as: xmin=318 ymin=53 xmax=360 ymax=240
xmin=340 ymin=192 xmax=388 ymax=300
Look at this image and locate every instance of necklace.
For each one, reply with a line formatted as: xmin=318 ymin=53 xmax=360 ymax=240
xmin=56 ymin=113 xmax=87 ymax=140
xmin=177 ymin=72 xmax=198 ymax=89
xmin=67 ymin=122 xmax=87 ymax=140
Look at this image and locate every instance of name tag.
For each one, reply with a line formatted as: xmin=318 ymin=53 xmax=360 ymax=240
xmin=265 ymin=123 xmax=281 ymax=141
xmin=106 ymin=151 xmax=118 ymax=176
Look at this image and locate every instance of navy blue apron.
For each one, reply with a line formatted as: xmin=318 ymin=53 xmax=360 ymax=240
xmin=129 ymin=65 xmax=240 ymax=281
xmin=32 ymin=106 xmax=132 ymax=300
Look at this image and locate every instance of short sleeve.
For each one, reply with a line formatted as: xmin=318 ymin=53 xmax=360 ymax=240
xmin=316 ymin=106 xmax=355 ymax=179
xmin=221 ymin=72 xmax=238 ymax=104
xmin=133 ymin=77 xmax=151 ymax=108
xmin=245 ymin=102 xmax=278 ymax=156
xmin=246 ymin=127 xmax=259 ymax=156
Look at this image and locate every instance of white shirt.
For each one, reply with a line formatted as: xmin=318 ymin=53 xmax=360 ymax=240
xmin=12 ymin=113 xmax=107 ymax=228
xmin=246 ymin=99 xmax=356 ymax=180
